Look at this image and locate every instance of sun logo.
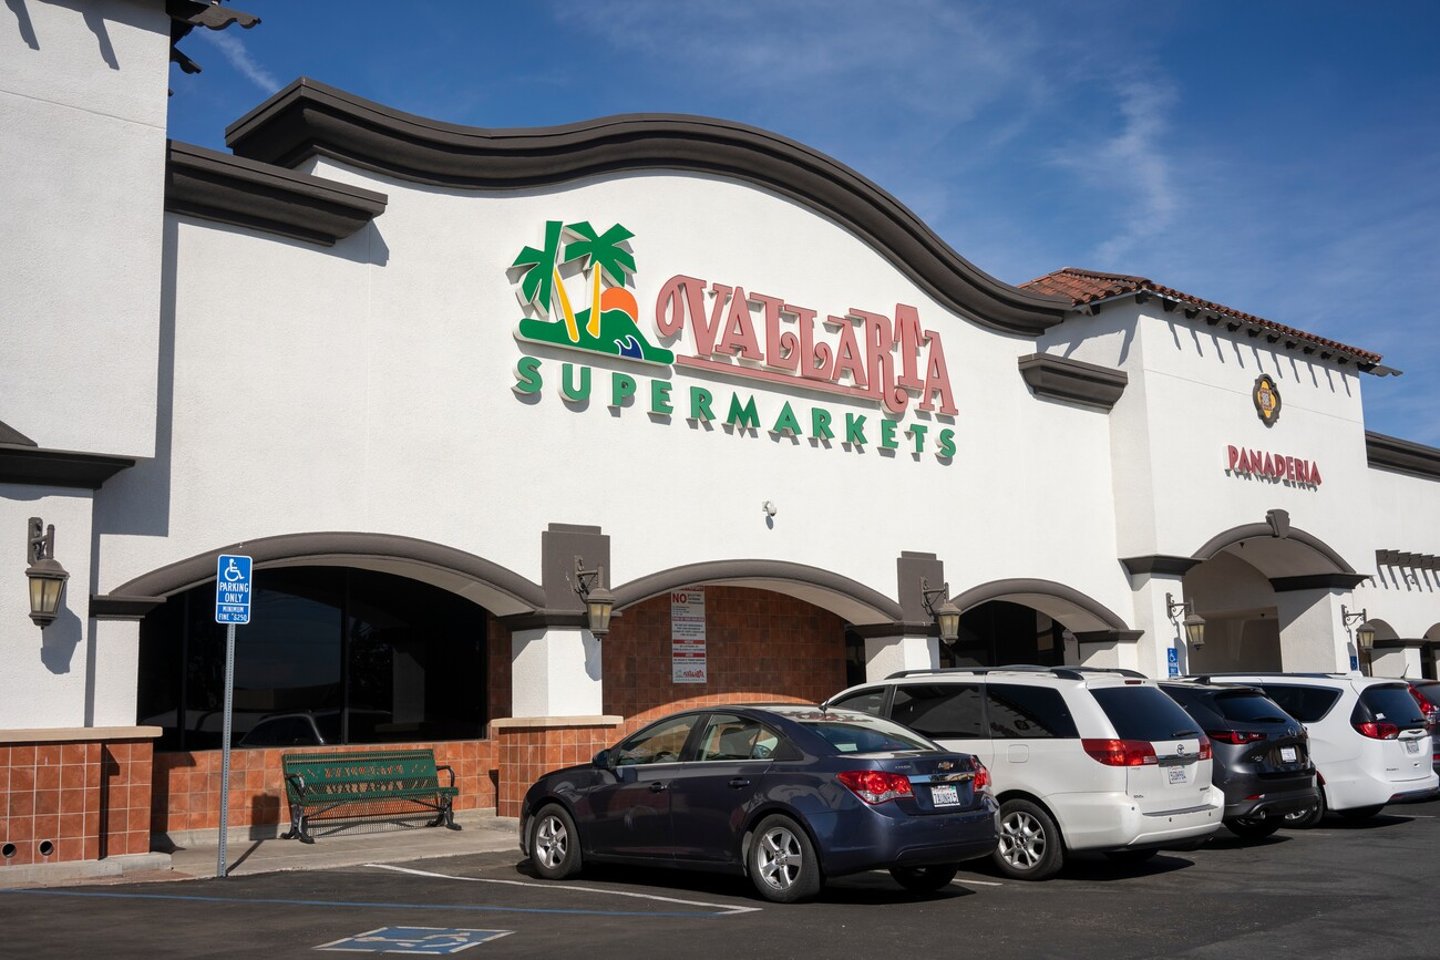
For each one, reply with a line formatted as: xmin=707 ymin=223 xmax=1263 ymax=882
xmin=510 ymin=220 xmax=674 ymax=365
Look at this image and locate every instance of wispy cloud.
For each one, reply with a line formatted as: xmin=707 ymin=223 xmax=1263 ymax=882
xmin=197 ymin=30 xmax=281 ymax=95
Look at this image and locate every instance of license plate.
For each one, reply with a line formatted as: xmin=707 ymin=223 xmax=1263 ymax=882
xmin=931 ymin=784 xmax=960 ymax=806
xmin=1167 ymin=765 xmax=1188 ymax=784
xmin=1405 ymin=740 xmax=1420 ymax=754
xmin=1280 ymin=747 xmax=1298 ymax=762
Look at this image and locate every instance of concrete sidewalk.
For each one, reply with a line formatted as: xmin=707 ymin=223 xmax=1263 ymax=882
xmin=1 ymin=812 xmax=521 ymax=888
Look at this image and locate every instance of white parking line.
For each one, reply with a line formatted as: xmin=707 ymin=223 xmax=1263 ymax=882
xmin=366 ymin=863 xmax=763 ymax=916
xmin=954 ymin=878 xmax=1004 ymax=887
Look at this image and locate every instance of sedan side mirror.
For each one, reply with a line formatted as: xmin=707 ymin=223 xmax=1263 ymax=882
xmin=592 ymin=748 xmax=612 ymax=769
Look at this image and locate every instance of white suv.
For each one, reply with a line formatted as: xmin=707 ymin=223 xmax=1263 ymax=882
xmin=825 ymin=666 xmax=1223 ymax=880
xmin=1191 ymin=673 xmax=1438 ymax=824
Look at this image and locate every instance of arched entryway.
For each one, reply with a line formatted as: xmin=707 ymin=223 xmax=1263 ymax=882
xmin=943 ymin=578 xmax=1135 ymax=668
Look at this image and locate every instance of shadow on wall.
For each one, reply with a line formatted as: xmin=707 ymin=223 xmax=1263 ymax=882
xmin=39 ymin=604 xmax=83 ymax=674
xmin=7 ymin=0 xmax=127 ymax=68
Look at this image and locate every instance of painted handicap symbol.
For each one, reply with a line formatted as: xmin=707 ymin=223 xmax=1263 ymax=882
xmin=223 ymin=558 xmax=245 ymax=582
xmin=316 ymin=927 xmax=513 ymax=954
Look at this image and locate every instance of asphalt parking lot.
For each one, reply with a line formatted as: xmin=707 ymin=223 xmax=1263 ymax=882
xmin=3 ymin=799 xmax=1437 ymax=960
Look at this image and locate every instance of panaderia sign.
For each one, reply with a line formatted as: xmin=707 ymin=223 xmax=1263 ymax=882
xmin=509 ymin=219 xmax=959 ymax=461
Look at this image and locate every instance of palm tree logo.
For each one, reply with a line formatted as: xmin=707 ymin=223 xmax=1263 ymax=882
xmin=511 ymin=219 xmax=674 ymax=365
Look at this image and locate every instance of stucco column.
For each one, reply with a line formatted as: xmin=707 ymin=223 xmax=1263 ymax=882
xmin=1275 ymin=589 xmax=1351 ymax=671
xmin=89 ymin=618 xmax=143 ymax=727
xmin=863 ymin=633 xmax=939 ymax=681
xmin=1370 ymin=642 xmax=1424 ymax=679
xmin=1127 ymin=572 xmax=1188 ymax=678
xmin=509 ymin=626 xmax=604 ymax=715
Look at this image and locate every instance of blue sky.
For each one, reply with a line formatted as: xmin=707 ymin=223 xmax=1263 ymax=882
xmin=168 ymin=1 xmax=1440 ymax=444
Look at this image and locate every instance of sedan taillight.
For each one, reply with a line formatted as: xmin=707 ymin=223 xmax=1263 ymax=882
xmin=971 ymin=758 xmax=991 ymax=792
xmin=1081 ymin=738 xmax=1158 ymax=766
xmin=836 ymin=769 xmax=913 ymax=804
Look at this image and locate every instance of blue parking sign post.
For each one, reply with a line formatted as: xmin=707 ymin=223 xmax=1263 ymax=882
xmin=214 ymin=554 xmax=252 ymax=878
xmin=1167 ymin=646 xmax=1180 ymax=677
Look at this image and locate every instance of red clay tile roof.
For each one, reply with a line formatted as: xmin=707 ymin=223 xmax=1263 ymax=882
xmin=1021 ymin=267 xmax=1382 ymax=365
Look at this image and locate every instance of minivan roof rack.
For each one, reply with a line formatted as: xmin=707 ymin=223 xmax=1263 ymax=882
xmin=1185 ymin=672 xmax=1350 ymax=684
xmin=884 ymin=664 xmax=1148 ymax=681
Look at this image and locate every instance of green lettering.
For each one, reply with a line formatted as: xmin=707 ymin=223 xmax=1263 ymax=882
xmin=690 ymin=386 xmax=714 ymax=421
xmin=727 ymin=393 xmax=760 ymax=429
xmin=651 ymin=379 xmax=673 ymax=416
xmin=880 ymin=418 xmax=900 ymax=450
xmin=771 ymin=401 xmax=802 ymax=436
xmin=611 ymin=372 xmax=637 ymax=407
xmin=513 ymin=356 xmax=542 ymax=395
xmin=909 ymin=423 xmax=928 ymax=454
xmin=811 ymin=407 xmax=834 ymax=440
xmin=845 ymin=413 xmax=867 ymax=446
xmin=560 ymin=363 xmax=590 ymax=402
xmin=937 ymin=427 xmax=956 ymax=459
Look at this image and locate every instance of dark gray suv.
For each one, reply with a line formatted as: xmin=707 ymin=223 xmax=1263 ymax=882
xmin=1160 ymin=681 xmax=1318 ymax=840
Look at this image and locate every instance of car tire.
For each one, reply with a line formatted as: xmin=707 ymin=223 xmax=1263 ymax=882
xmin=1337 ymin=804 xmax=1384 ymax=821
xmin=748 ymin=814 xmax=822 ymax=903
xmin=530 ymin=803 xmax=583 ymax=880
xmin=1282 ymin=790 xmax=1325 ymax=829
xmin=1225 ymin=817 xmax=1283 ymax=840
xmin=1103 ymin=848 xmax=1159 ymax=865
xmin=993 ymin=798 xmax=1063 ymax=881
xmin=889 ymin=865 xmax=959 ymax=893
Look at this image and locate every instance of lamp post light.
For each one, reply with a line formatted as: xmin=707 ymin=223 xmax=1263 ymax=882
xmin=1341 ymin=605 xmax=1375 ymax=652
xmin=25 ymin=517 xmax=69 ymax=628
xmin=573 ymin=558 xmax=615 ymax=638
xmin=1165 ymin=592 xmax=1206 ymax=649
xmin=920 ymin=577 xmax=962 ymax=644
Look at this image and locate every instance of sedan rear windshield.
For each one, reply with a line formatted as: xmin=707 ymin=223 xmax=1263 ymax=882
xmin=801 ymin=716 xmax=939 ymax=754
xmin=1353 ymin=686 xmax=1427 ymax=726
xmin=1092 ymin=686 xmax=1203 ymax=741
xmin=1212 ymin=692 xmax=1292 ymax=724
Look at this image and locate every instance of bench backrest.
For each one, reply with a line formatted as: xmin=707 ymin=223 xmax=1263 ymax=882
xmin=281 ymin=749 xmax=441 ymax=803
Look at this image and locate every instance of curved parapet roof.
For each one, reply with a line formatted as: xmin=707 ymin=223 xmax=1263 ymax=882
xmin=224 ymin=78 xmax=1071 ymax=337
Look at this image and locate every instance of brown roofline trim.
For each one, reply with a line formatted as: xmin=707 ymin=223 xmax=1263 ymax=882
xmin=1017 ymin=353 xmax=1128 ymax=411
xmin=1192 ymin=522 xmax=1357 ymax=575
xmin=109 ymin=531 xmax=544 ymax=615
xmin=165 ymin=140 xmax=387 ymax=247
xmin=224 ymin=78 xmax=1070 ymax=336
xmin=950 ymin=577 xmax=1130 ymax=633
xmin=1366 ymin=431 xmax=1440 ymax=482
xmin=0 ymin=444 xmax=135 ymax=489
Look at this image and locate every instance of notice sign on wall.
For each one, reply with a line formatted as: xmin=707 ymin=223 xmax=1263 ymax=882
xmin=671 ymin=589 xmax=707 ymax=683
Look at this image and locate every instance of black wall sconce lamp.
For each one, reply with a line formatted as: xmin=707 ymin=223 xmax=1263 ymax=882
xmin=920 ymin=577 xmax=962 ymax=644
xmin=25 ymin=517 xmax=69 ymax=627
xmin=573 ymin=557 xmax=615 ymax=638
xmin=1341 ymin=605 xmax=1376 ymax=651
xmin=1165 ymin=592 xmax=1206 ymax=648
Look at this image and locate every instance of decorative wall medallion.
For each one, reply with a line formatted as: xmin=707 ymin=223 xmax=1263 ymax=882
xmin=1252 ymin=373 xmax=1281 ymax=427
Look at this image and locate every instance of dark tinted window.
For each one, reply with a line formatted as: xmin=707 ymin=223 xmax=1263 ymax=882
xmin=1256 ymin=684 xmax=1341 ymax=723
xmin=800 ymin=716 xmax=939 ymax=754
xmin=696 ymin=714 xmax=782 ymax=761
xmin=830 ymin=688 xmax=887 ymax=717
xmin=1212 ymin=692 xmax=1292 ymax=724
xmin=892 ymin=684 xmax=984 ymax=739
xmin=615 ymin=715 xmax=698 ymax=765
xmin=988 ymin=684 xmax=1078 ymax=739
xmin=1353 ymin=686 xmax=1427 ymax=726
xmin=1092 ymin=686 xmax=1202 ymax=741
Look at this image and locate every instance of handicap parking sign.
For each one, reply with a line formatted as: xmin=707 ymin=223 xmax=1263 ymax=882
xmin=316 ymin=927 xmax=512 ymax=955
xmin=214 ymin=554 xmax=252 ymax=624
xmin=1166 ymin=646 xmax=1180 ymax=677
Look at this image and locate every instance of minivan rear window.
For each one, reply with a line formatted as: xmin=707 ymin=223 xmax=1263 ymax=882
xmin=1255 ymin=685 xmax=1341 ymax=723
xmin=893 ymin=684 xmax=985 ymax=739
xmin=987 ymin=684 xmax=1078 ymax=739
xmin=1092 ymin=687 xmax=1202 ymax=741
xmin=1353 ymin=685 xmax=1427 ymax=727
xmin=1212 ymin=692 xmax=1292 ymax=724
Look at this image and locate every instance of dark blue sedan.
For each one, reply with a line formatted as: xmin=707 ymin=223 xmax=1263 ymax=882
xmin=518 ymin=704 xmax=999 ymax=902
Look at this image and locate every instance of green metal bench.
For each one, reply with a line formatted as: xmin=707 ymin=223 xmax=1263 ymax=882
xmin=279 ymin=749 xmax=462 ymax=844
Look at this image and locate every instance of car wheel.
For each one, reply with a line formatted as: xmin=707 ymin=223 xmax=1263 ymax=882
xmin=747 ymin=814 xmax=822 ymax=903
xmin=530 ymin=803 xmax=583 ymax=880
xmin=1225 ymin=817 xmax=1282 ymax=840
xmin=993 ymin=799 xmax=1063 ymax=880
xmin=1282 ymin=790 xmax=1326 ymax=829
xmin=889 ymin=864 xmax=959 ymax=893
xmin=1103 ymin=848 xmax=1158 ymax=865
xmin=1337 ymin=804 xmax=1384 ymax=821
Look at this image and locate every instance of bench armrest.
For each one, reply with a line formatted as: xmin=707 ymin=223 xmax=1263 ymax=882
xmin=436 ymin=764 xmax=456 ymax=789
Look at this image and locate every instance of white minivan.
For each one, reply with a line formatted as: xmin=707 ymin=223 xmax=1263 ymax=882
xmin=1195 ymin=673 xmax=1438 ymax=823
xmin=825 ymin=666 xmax=1223 ymax=879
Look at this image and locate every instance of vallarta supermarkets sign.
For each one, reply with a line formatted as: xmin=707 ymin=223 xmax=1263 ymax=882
xmin=508 ymin=219 xmax=959 ymax=462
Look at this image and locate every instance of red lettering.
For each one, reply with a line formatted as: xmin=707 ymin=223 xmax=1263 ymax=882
xmin=893 ymin=303 xmax=925 ymax=393
xmin=754 ymin=292 xmax=796 ymax=373
xmin=920 ymin=334 xmax=958 ymax=415
xmin=1227 ymin=445 xmax=1239 ymax=471
xmin=715 ymin=286 xmax=763 ymax=359
xmin=829 ymin=316 xmax=867 ymax=389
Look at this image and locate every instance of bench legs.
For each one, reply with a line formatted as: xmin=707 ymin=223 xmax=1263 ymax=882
xmin=428 ymin=796 xmax=463 ymax=832
xmin=281 ymin=810 xmax=315 ymax=844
